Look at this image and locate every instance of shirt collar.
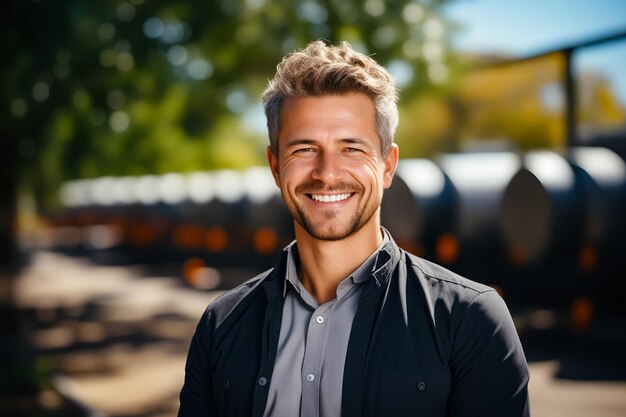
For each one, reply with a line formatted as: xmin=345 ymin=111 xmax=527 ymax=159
xmin=281 ymin=229 xmax=393 ymax=298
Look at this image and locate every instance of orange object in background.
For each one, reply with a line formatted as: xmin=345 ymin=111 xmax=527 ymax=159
xmin=571 ymin=296 xmax=594 ymax=333
xmin=252 ymin=226 xmax=278 ymax=255
xmin=173 ymin=224 xmax=204 ymax=249
xmin=436 ymin=233 xmax=459 ymax=264
xmin=205 ymin=226 xmax=229 ymax=253
xmin=183 ymin=257 xmax=205 ymax=286
xmin=182 ymin=256 xmax=222 ymax=290
xmin=578 ymin=244 xmax=598 ymax=274
xmin=130 ymin=223 xmax=157 ymax=246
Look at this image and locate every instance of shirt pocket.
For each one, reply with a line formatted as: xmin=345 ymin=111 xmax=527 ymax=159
xmin=212 ymin=370 xmax=257 ymax=417
xmin=378 ymin=371 xmax=451 ymax=417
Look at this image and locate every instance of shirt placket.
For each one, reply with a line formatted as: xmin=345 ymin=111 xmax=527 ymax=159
xmin=300 ymin=301 xmax=334 ymax=417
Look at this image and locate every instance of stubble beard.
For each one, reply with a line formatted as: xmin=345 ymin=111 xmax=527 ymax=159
xmin=286 ymin=181 xmax=381 ymax=241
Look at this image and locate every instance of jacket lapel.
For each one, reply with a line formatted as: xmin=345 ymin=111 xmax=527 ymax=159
xmin=342 ymin=238 xmax=402 ymax=417
xmin=252 ymin=252 xmax=287 ymax=417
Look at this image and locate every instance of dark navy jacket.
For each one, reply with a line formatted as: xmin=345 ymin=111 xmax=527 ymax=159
xmin=178 ymin=237 xmax=530 ymax=417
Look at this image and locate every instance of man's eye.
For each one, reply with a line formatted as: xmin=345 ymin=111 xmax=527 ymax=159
xmin=345 ymin=147 xmax=363 ymax=153
xmin=294 ymin=148 xmax=314 ymax=153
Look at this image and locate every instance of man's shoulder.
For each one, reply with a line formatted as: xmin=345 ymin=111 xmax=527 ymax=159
xmin=204 ymin=267 xmax=275 ymax=328
xmin=400 ymin=250 xmax=495 ymax=298
xmin=399 ymin=250 xmax=514 ymax=336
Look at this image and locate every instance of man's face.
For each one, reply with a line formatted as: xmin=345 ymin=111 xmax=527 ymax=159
xmin=267 ymin=93 xmax=398 ymax=241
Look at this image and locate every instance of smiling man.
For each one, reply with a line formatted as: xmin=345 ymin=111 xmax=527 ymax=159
xmin=178 ymin=40 xmax=530 ymax=417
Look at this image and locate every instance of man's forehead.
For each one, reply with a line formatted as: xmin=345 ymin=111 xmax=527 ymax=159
xmin=281 ymin=92 xmax=374 ymax=106
xmin=278 ymin=93 xmax=376 ymax=124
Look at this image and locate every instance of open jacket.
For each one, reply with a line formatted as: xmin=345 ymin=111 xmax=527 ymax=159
xmin=179 ymin=236 xmax=530 ymax=417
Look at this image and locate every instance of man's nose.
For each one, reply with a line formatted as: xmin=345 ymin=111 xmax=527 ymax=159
xmin=311 ymin=151 xmax=344 ymax=183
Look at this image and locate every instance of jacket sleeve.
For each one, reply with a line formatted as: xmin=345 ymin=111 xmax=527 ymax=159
xmin=178 ymin=310 xmax=217 ymax=416
xmin=447 ymin=291 xmax=530 ymax=417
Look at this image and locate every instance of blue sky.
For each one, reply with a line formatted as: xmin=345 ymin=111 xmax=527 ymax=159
xmin=443 ymin=0 xmax=626 ymax=55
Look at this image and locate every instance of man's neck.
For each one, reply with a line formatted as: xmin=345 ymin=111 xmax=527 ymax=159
xmin=294 ymin=222 xmax=384 ymax=305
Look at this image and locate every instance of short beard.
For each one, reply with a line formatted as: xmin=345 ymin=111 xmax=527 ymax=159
xmin=288 ymin=180 xmax=380 ymax=241
xmin=296 ymin=207 xmax=367 ymax=241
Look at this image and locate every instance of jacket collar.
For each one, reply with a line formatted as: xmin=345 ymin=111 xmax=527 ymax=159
xmin=370 ymin=230 xmax=401 ymax=288
xmin=269 ymin=228 xmax=401 ymax=299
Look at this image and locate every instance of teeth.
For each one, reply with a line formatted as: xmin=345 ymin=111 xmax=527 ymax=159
xmin=311 ymin=193 xmax=351 ymax=203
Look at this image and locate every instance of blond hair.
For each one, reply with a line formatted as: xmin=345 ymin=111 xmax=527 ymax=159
xmin=262 ymin=40 xmax=399 ymax=156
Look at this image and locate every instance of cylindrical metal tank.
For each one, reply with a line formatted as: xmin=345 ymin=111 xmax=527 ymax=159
xmin=500 ymin=150 xmax=586 ymax=266
xmin=381 ymin=158 xmax=454 ymax=259
xmin=437 ymin=151 xmax=522 ymax=283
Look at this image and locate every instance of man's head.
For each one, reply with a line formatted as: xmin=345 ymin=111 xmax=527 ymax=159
xmin=262 ymin=40 xmax=399 ymax=157
xmin=262 ymin=41 xmax=400 ymax=242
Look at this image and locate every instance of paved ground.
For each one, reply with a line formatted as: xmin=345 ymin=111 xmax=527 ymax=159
xmin=13 ymin=251 xmax=626 ymax=417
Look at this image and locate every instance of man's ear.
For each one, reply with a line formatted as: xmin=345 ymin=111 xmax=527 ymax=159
xmin=266 ymin=146 xmax=281 ymax=187
xmin=383 ymin=143 xmax=399 ymax=189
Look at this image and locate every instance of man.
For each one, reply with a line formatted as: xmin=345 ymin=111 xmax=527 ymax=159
xmin=178 ymin=40 xmax=530 ymax=417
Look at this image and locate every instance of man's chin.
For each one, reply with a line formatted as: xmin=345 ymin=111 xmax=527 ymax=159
xmin=308 ymin=231 xmax=351 ymax=242
xmin=298 ymin=220 xmax=360 ymax=242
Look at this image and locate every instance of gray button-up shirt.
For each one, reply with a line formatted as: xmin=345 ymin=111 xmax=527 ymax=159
xmin=263 ymin=232 xmax=390 ymax=417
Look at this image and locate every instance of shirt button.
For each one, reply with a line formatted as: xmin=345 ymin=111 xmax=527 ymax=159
xmin=306 ymin=373 xmax=315 ymax=382
xmin=258 ymin=377 xmax=268 ymax=386
xmin=316 ymin=315 xmax=324 ymax=324
xmin=417 ymin=381 xmax=426 ymax=391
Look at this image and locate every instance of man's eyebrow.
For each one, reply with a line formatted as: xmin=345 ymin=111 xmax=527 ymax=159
xmin=284 ymin=137 xmax=374 ymax=148
xmin=339 ymin=138 xmax=372 ymax=147
xmin=285 ymin=139 xmax=317 ymax=148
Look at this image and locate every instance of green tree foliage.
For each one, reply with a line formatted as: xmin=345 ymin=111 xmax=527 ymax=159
xmin=2 ymin=0 xmax=456 ymax=209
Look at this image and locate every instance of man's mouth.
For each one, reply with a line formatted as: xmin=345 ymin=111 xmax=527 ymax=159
xmin=309 ymin=193 xmax=353 ymax=203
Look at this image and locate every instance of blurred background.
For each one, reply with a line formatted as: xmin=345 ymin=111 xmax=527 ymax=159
xmin=2 ymin=0 xmax=626 ymax=416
